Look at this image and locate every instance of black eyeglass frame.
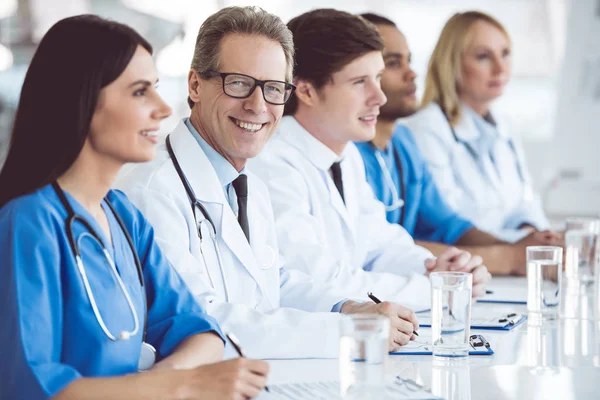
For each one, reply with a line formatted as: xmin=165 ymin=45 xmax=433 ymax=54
xmin=202 ymin=70 xmax=296 ymax=105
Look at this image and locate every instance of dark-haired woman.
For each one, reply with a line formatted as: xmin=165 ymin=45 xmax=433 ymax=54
xmin=0 ymin=15 xmax=268 ymax=399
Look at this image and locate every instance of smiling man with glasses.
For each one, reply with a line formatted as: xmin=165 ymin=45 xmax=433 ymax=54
xmin=114 ymin=6 xmax=420 ymax=360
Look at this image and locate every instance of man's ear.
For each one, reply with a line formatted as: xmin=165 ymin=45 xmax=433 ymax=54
xmin=294 ymin=79 xmax=319 ymax=108
xmin=188 ymin=70 xmax=202 ymax=104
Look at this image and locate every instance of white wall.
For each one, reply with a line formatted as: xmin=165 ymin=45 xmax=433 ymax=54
xmin=546 ymin=0 xmax=600 ymax=217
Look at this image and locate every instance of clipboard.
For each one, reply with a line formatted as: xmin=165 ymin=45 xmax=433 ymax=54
xmin=390 ymin=332 xmax=494 ymax=356
xmin=416 ymin=310 xmax=527 ymax=331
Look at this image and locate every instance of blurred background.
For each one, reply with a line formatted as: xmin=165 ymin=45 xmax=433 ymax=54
xmin=0 ymin=0 xmax=598 ymax=218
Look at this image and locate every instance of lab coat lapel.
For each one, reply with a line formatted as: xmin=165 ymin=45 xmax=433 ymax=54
xmin=169 ymin=122 xmax=223 ymax=205
xmin=169 ymin=121 xmax=269 ymax=299
xmin=454 ymin=115 xmax=503 ymax=193
xmin=219 ymin=202 xmax=271 ymax=303
xmin=278 ymin=117 xmax=356 ymax=236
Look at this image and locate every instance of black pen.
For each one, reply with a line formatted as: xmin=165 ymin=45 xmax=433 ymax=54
xmin=367 ymin=292 xmax=419 ymax=337
xmin=225 ymin=332 xmax=270 ymax=393
xmin=486 ymin=290 xmax=494 ymax=295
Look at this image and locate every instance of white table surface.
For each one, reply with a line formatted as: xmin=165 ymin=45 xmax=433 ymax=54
xmin=262 ymin=277 xmax=600 ymax=400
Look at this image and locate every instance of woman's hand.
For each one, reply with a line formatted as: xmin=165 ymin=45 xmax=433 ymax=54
xmin=174 ymin=358 xmax=270 ymax=400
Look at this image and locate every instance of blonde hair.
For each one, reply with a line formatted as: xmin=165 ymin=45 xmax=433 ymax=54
xmin=421 ymin=11 xmax=510 ymax=126
xmin=187 ymin=6 xmax=294 ymax=108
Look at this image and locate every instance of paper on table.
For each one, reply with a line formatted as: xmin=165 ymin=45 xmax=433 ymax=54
xmin=257 ymin=379 xmax=441 ymax=399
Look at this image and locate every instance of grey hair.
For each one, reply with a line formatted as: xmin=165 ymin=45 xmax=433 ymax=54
xmin=187 ymin=6 xmax=294 ymax=108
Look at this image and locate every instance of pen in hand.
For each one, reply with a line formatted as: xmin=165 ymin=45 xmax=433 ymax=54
xmin=367 ymin=292 xmax=419 ymax=337
xmin=225 ymin=332 xmax=270 ymax=393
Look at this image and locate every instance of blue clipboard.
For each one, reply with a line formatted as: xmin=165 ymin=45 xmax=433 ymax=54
xmin=477 ymin=298 xmax=526 ymax=305
xmin=477 ymin=290 xmax=526 ymax=304
xmin=390 ymin=333 xmax=494 ymax=356
xmin=417 ymin=311 xmax=527 ymax=331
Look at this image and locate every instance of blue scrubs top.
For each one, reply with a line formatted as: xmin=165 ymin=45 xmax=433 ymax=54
xmin=355 ymin=124 xmax=474 ymax=245
xmin=0 ymin=185 xmax=224 ymax=399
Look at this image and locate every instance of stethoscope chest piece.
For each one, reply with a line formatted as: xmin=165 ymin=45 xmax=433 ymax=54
xmin=138 ymin=342 xmax=157 ymax=371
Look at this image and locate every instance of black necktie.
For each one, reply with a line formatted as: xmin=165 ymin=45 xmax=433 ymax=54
xmin=329 ymin=161 xmax=345 ymax=204
xmin=232 ymin=174 xmax=250 ymax=242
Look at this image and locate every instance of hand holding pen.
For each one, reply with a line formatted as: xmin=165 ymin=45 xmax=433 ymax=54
xmin=226 ymin=332 xmax=270 ymax=393
xmin=367 ymin=292 xmax=419 ymax=337
xmin=339 ymin=296 xmax=419 ymax=352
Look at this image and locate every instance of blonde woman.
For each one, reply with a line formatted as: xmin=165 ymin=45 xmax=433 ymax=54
xmin=403 ymin=11 xmax=558 ymax=244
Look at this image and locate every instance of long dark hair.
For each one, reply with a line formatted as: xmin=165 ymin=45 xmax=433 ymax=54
xmin=0 ymin=14 xmax=152 ymax=208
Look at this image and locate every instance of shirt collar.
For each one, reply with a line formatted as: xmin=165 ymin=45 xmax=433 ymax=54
xmin=278 ymin=116 xmax=345 ymax=171
xmin=184 ymin=118 xmax=242 ymax=188
xmin=461 ymin=103 xmax=504 ymax=140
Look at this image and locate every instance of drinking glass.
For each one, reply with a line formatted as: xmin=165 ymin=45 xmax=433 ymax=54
xmin=339 ymin=314 xmax=389 ymax=398
xmin=527 ymin=246 xmax=562 ymax=320
xmin=430 ymin=272 xmax=473 ymax=358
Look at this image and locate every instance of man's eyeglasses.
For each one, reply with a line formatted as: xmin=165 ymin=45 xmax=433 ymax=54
xmin=203 ymin=71 xmax=296 ymax=105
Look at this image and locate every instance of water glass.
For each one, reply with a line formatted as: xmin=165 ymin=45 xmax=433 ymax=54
xmin=565 ymin=219 xmax=599 ymax=283
xmin=339 ymin=314 xmax=389 ymax=398
xmin=430 ymin=272 xmax=473 ymax=358
xmin=561 ymin=277 xmax=600 ymax=320
xmin=565 ymin=217 xmax=600 ymax=234
xmin=527 ymin=246 xmax=562 ymax=320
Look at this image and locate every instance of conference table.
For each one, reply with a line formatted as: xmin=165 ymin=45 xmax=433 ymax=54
xmin=262 ymin=277 xmax=600 ymax=399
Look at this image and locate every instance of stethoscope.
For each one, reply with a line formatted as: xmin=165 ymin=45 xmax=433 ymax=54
xmin=51 ymin=182 xmax=156 ymax=371
xmin=371 ymin=142 xmax=407 ymax=226
xmin=442 ymin=109 xmax=533 ymax=202
xmin=165 ymin=135 xmax=230 ymax=302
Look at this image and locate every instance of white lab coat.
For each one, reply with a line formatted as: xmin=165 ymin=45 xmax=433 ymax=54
xmin=114 ymin=120 xmax=347 ymax=359
xmin=402 ymin=103 xmax=549 ymax=243
xmin=249 ymin=116 xmax=433 ymax=310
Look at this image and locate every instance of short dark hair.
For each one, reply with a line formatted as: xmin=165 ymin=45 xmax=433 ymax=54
xmin=284 ymin=9 xmax=384 ymax=115
xmin=359 ymin=13 xmax=397 ymax=27
xmin=0 ymin=15 xmax=151 ymax=208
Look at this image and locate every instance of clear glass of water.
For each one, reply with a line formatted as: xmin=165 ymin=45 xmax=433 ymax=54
xmin=527 ymin=246 xmax=563 ymax=320
xmin=339 ymin=314 xmax=389 ymax=398
xmin=565 ymin=218 xmax=599 ymax=283
xmin=430 ymin=272 xmax=473 ymax=358
xmin=565 ymin=217 xmax=600 ymax=233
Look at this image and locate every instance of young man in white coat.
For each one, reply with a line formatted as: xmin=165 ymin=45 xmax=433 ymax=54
xmin=250 ymin=9 xmax=491 ymax=309
xmin=114 ymin=6 xmax=419 ymax=360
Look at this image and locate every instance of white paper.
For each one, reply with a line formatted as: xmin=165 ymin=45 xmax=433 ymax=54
xmin=258 ymin=379 xmax=441 ymax=399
